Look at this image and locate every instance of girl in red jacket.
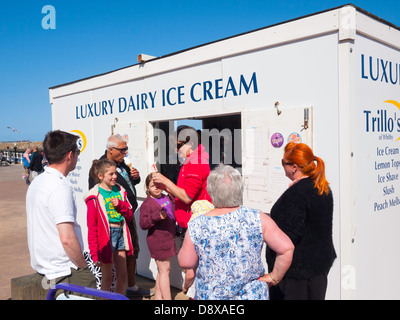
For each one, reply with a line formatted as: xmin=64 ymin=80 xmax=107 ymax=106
xmin=85 ymin=158 xmax=134 ymax=295
xmin=139 ymin=173 xmax=177 ymax=300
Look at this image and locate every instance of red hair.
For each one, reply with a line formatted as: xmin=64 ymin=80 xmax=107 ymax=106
xmin=284 ymin=142 xmax=329 ymax=195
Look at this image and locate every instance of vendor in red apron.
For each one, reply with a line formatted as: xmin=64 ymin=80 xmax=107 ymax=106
xmin=152 ymin=125 xmax=212 ymax=231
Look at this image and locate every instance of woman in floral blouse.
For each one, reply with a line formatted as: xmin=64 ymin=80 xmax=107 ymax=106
xmin=178 ymin=164 xmax=294 ymax=300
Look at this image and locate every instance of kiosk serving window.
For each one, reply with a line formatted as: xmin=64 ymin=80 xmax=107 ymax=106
xmin=152 ymin=114 xmax=242 ymax=183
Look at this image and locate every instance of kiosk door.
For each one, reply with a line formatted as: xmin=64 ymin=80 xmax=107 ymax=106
xmin=242 ymin=107 xmax=313 ymax=213
xmin=112 ymin=120 xmax=153 ymax=198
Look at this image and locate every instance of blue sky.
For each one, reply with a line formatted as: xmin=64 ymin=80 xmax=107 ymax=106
xmin=1 ymin=0 xmax=400 ymax=142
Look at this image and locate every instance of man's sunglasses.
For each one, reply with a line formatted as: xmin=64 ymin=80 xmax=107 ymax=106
xmin=176 ymin=141 xmax=186 ymax=151
xmin=113 ymin=147 xmax=129 ymax=153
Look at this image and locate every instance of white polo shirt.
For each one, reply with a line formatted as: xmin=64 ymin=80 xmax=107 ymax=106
xmin=26 ymin=166 xmax=84 ymax=280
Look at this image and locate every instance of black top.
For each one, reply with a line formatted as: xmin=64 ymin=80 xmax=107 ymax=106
xmin=88 ymin=152 xmax=141 ymax=213
xmin=29 ymin=151 xmax=43 ymax=172
xmin=266 ymin=177 xmax=336 ymax=279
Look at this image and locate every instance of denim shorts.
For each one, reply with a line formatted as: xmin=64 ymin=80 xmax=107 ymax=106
xmin=110 ymin=226 xmax=125 ymax=252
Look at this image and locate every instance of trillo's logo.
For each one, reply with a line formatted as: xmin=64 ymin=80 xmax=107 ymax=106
xmin=363 ymin=100 xmax=400 ymax=141
xmin=70 ymin=130 xmax=87 ymax=153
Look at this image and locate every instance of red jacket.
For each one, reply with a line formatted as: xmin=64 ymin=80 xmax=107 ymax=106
xmin=85 ymin=184 xmax=134 ymax=264
xmin=175 ymin=144 xmax=212 ymax=228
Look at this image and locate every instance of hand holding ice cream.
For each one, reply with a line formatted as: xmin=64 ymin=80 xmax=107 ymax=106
xmin=124 ymin=157 xmax=140 ymax=180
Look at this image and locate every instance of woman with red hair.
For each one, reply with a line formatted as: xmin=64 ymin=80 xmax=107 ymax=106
xmin=266 ymin=142 xmax=336 ymax=300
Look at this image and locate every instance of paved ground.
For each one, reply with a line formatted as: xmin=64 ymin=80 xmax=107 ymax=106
xmin=0 ymin=164 xmax=32 ymax=300
xmin=0 ymin=164 xmax=186 ymax=300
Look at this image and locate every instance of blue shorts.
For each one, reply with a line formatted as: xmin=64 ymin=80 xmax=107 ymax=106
xmin=110 ymin=226 xmax=125 ymax=252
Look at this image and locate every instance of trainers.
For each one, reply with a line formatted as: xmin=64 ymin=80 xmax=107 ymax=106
xmin=126 ymin=287 xmax=154 ymax=297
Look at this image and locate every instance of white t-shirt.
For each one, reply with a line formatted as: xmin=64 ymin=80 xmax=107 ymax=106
xmin=26 ymin=166 xmax=84 ymax=280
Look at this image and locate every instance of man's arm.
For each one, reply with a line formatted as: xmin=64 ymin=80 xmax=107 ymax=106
xmin=152 ymin=172 xmax=193 ymax=204
xmin=57 ymin=222 xmax=87 ymax=269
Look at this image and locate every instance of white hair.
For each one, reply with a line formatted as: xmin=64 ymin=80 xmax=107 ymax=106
xmin=106 ymin=134 xmax=128 ymax=149
xmin=207 ymin=164 xmax=243 ymax=208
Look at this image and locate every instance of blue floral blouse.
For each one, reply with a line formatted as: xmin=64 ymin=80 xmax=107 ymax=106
xmin=188 ymin=206 xmax=269 ymax=300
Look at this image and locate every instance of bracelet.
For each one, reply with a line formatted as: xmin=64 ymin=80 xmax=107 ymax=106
xmin=269 ymin=273 xmax=279 ymax=284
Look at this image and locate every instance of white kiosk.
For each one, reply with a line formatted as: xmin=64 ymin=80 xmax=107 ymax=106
xmin=50 ymin=5 xmax=400 ymax=299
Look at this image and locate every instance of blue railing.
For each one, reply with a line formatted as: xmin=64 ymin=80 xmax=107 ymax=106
xmin=46 ymin=283 xmax=129 ymax=300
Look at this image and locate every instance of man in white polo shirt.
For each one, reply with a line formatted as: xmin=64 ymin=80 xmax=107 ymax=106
xmin=26 ymin=130 xmax=96 ymax=295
